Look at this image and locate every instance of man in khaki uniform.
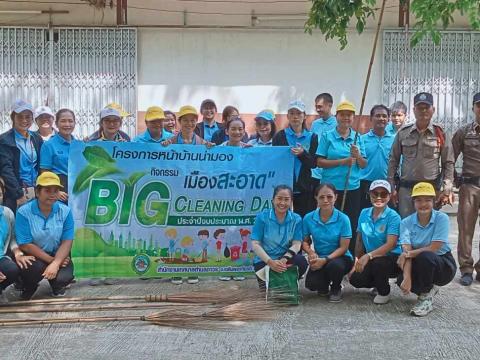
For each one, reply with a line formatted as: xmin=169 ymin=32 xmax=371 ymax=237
xmin=387 ymin=92 xmax=454 ymax=218
xmin=452 ymin=92 xmax=480 ymax=286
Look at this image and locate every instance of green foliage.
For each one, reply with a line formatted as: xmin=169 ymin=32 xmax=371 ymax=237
xmin=306 ymin=0 xmax=480 ymax=49
xmin=72 ymin=145 xmax=122 ymax=194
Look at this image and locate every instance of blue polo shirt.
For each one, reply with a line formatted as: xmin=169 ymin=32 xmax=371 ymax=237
xmin=310 ymin=115 xmax=337 ymax=180
xmin=15 ymin=200 xmax=74 ymax=256
xmin=0 ymin=206 xmax=13 ymax=259
xmin=40 ymin=134 xmax=76 ymax=176
xmin=203 ymin=121 xmax=219 ymax=142
xmin=360 ymin=130 xmax=395 ymax=181
xmin=303 ymin=208 xmax=353 ymax=259
xmin=399 ymin=210 xmax=451 ymax=255
xmin=247 ymin=137 xmax=272 ymax=146
xmin=251 ymin=209 xmax=303 ymax=264
xmin=14 ymin=130 xmax=38 ymax=187
xmin=357 ymin=207 xmax=401 ymax=255
xmin=284 ymin=127 xmax=313 ymax=184
xmin=316 ymin=128 xmax=366 ymax=190
xmin=132 ymin=129 xmax=173 ymax=143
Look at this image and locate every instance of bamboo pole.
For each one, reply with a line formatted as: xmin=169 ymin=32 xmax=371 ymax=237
xmin=340 ymin=0 xmax=387 ymax=211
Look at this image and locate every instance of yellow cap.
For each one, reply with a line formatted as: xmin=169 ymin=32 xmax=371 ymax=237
xmin=105 ymin=102 xmax=131 ymax=118
xmin=36 ymin=172 xmax=63 ymax=188
xmin=411 ymin=182 xmax=436 ymax=197
xmin=145 ymin=106 xmax=165 ymax=121
xmin=336 ymin=100 xmax=356 ymax=113
xmin=178 ymin=105 xmax=198 ymax=119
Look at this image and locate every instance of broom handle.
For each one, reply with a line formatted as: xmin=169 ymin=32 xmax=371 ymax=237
xmin=0 ymin=295 xmax=145 ymax=307
xmin=0 ymin=315 xmax=144 ymax=327
xmin=0 ymin=302 xmax=194 ymax=314
xmin=340 ymin=0 xmax=387 ymax=211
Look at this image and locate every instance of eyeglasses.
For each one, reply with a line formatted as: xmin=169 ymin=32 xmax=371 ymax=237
xmin=370 ymin=191 xmax=389 ymax=199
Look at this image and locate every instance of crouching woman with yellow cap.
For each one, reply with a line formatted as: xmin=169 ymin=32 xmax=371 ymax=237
xmin=15 ymin=172 xmax=74 ymax=299
xmin=396 ymin=182 xmax=457 ymax=316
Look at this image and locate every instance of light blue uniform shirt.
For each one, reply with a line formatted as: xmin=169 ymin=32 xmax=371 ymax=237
xmin=316 ymin=128 xmax=366 ymax=190
xmin=14 ymin=130 xmax=38 ymax=187
xmin=247 ymin=137 xmax=272 ymax=146
xmin=40 ymin=134 xmax=75 ymax=176
xmin=15 ymin=200 xmax=74 ymax=256
xmin=399 ymin=210 xmax=451 ymax=255
xmin=357 ymin=207 xmax=401 ymax=255
xmin=203 ymin=122 xmax=219 ymax=142
xmin=360 ymin=130 xmax=395 ymax=181
xmin=132 ymin=129 xmax=173 ymax=143
xmin=251 ymin=209 xmax=303 ymax=264
xmin=0 ymin=207 xmax=13 ymax=259
xmin=310 ymin=115 xmax=337 ymax=180
xmin=303 ymin=208 xmax=353 ymax=259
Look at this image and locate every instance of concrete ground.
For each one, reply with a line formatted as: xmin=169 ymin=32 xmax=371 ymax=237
xmin=1 ymin=215 xmax=479 ymax=360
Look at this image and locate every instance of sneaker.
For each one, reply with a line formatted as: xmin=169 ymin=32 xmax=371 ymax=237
xmin=419 ymin=285 xmax=439 ymax=301
xmin=89 ymin=278 xmax=102 ymax=286
xmin=233 ymin=276 xmax=246 ymax=281
xmin=460 ymin=273 xmax=473 ymax=286
xmin=171 ymin=277 xmax=183 ymax=285
xmin=218 ymin=276 xmax=232 ymax=281
xmin=369 ymin=288 xmax=378 ymax=297
xmin=52 ymin=287 xmax=66 ymax=297
xmin=103 ymin=278 xmax=117 ymax=285
xmin=187 ymin=276 xmax=199 ymax=284
xmin=373 ymin=293 xmax=390 ymax=304
xmin=328 ymin=288 xmax=343 ymax=303
xmin=410 ymin=297 xmax=433 ymax=317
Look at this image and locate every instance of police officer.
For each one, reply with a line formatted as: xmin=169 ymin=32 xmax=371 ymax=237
xmin=452 ymin=92 xmax=480 ymax=286
xmin=387 ymin=92 xmax=454 ymax=218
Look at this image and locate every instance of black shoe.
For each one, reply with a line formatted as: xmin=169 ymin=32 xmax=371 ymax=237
xmin=460 ymin=273 xmax=473 ymax=286
xmin=20 ymin=289 xmax=36 ymax=300
xmin=52 ymin=287 xmax=66 ymax=297
xmin=328 ymin=289 xmax=343 ymax=303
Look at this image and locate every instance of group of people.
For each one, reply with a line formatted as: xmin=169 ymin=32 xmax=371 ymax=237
xmin=0 ymin=90 xmax=479 ymax=317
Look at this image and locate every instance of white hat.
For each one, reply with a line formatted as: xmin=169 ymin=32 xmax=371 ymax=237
xmin=100 ymin=108 xmax=121 ymax=120
xmin=11 ymin=99 xmax=33 ymax=114
xmin=369 ymin=180 xmax=391 ymax=193
xmin=34 ymin=106 xmax=54 ymax=119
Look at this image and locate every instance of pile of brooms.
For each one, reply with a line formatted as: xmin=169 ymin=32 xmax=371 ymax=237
xmin=0 ymin=288 xmax=288 ymax=329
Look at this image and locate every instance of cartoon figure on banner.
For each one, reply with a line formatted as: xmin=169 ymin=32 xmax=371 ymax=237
xmin=239 ymin=228 xmax=251 ymax=265
xmin=198 ymin=229 xmax=210 ymax=262
xmin=214 ymin=228 xmax=226 ymax=261
xmin=180 ymin=236 xmax=194 ymax=262
xmin=165 ymin=228 xmax=178 ymax=260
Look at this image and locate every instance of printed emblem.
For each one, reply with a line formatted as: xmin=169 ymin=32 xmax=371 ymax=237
xmin=131 ymin=254 xmax=151 ymax=275
xmin=419 ymin=94 xmax=426 ymax=100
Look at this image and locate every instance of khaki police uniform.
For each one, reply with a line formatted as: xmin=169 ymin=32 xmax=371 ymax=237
xmin=387 ymin=122 xmax=454 ymax=218
xmin=452 ymin=121 xmax=480 ymax=275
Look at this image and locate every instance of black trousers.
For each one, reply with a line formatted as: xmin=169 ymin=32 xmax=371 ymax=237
xmin=21 ymin=259 xmax=74 ymax=294
xmin=0 ymin=257 xmax=20 ymax=291
xmin=253 ymin=254 xmax=308 ymax=290
xmin=293 ymin=191 xmax=316 ymax=218
xmin=396 ymin=251 xmax=457 ymax=295
xmin=349 ymin=255 xmax=400 ymax=296
xmin=335 ymin=188 xmax=361 ymax=253
xmin=359 ymin=180 xmax=373 ymax=212
xmin=305 ymin=256 xmax=353 ymax=292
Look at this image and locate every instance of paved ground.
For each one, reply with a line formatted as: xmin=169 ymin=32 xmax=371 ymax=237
xmin=1 ymin=215 xmax=479 ymax=360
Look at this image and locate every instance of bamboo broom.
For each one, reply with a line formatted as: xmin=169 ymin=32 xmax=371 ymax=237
xmin=1 ymin=288 xmax=256 ymax=307
xmin=0 ymin=300 xmax=277 ymax=329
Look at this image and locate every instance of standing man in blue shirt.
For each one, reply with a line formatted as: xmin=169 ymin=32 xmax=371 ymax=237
xmin=359 ymin=105 xmax=395 ymax=209
xmin=0 ymin=100 xmax=43 ymax=212
xmin=195 ymin=99 xmax=221 ymax=142
xmin=310 ymin=93 xmax=337 ymax=181
xmin=133 ymin=106 xmax=173 ymax=143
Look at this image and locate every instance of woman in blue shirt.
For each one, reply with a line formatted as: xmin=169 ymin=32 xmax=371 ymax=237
xmin=349 ymin=180 xmax=401 ymax=304
xmin=396 ymin=182 xmax=457 ymax=317
xmin=247 ymin=110 xmax=276 ymax=147
xmin=272 ymin=100 xmax=318 ymax=217
xmin=303 ymin=183 xmax=353 ymax=303
xmin=0 ymin=177 xmax=35 ymax=301
xmin=40 ymin=108 xmax=76 ymax=203
xmin=316 ymin=101 xmax=367 ymax=253
xmin=251 ymin=185 xmax=308 ymax=289
xmin=15 ymin=172 xmax=75 ymax=299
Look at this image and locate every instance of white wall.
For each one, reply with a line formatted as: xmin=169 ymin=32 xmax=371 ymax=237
xmin=138 ymin=28 xmax=384 ymax=114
